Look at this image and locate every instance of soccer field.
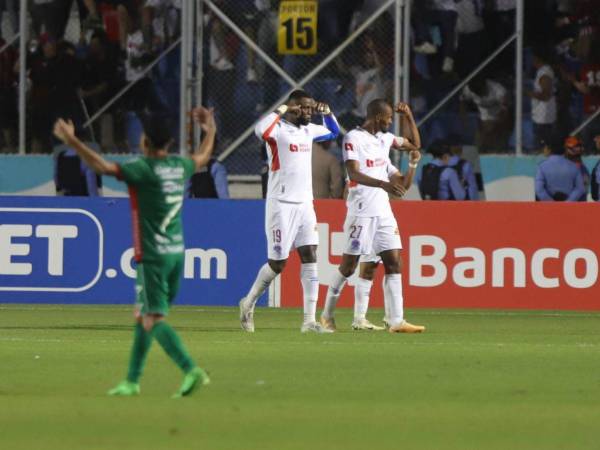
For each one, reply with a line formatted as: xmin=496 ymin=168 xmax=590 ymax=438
xmin=1 ymin=305 xmax=599 ymax=450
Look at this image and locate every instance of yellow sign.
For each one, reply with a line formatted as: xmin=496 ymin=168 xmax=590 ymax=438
xmin=278 ymin=1 xmax=318 ymax=55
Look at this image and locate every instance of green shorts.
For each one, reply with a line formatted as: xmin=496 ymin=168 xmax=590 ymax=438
xmin=135 ymin=254 xmax=184 ymax=316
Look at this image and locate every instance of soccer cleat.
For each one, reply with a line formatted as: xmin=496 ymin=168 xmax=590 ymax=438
xmin=172 ymin=367 xmax=210 ymax=399
xmin=107 ymin=380 xmax=140 ymax=396
xmin=382 ymin=318 xmax=390 ymax=329
xmin=301 ymin=321 xmax=334 ymax=334
xmin=239 ymin=297 xmax=255 ymax=332
xmin=319 ymin=315 xmax=337 ymax=331
xmin=389 ymin=321 xmax=426 ymax=334
xmin=351 ymin=318 xmax=385 ymax=331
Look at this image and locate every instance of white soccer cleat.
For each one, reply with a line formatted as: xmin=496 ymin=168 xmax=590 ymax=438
xmin=351 ymin=318 xmax=385 ymax=331
xmin=239 ymin=297 xmax=255 ymax=332
xmin=319 ymin=315 xmax=337 ymax=332
xmin=301 ymin=322 xmax=334 ymax=334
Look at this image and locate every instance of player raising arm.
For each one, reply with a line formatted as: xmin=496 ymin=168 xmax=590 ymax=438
xmin=239 ymin=90 xmax=340 ymax=333
xmin=53 ymin=108 xmax=216 ymax=398
xmin=320 ymin=99 xmax=425 ymax=333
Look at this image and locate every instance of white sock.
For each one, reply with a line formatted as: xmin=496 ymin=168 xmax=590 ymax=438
xmin=383 ymin=274 xmax=404 ymax=326
xmin=301 ymin=263 xmax=319 ymax=324
xmin=354 ymin=277 xmax=372 ymax=321
xmin=321 ymin=270 xmax=348 ymax=319
xmin=245 ymin=263 xmax=278 ymax=307
xmin=382 ymin=277 xmax=390 ymax=323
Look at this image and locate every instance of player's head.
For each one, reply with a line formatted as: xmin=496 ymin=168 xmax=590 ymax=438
xmin=564 ymin=135 xmax=583 ymax=160
xmin=140 ymin=113 xmax=173 ymax=155
xmin=287 ymin=89 xmax=313 ymax=126
xmin=366 ymin=99 xmax=393 ymax=132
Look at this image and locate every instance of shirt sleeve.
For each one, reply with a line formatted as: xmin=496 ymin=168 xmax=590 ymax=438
xmin=392 ymin=136 xmax=405 ymax=148
xmin=534 ymin=165 xmax=553 ymax=201
xmin=567 ymin=169 xmax=586 ymax=201
xmin=386 ymin=159 xmax=399 ymax=178
xmin=463 ymin=161 xmax=479 ymax=200
xmin=211 ymin=161 xmax=230 ymax=199
xmin=117 ymin=159 xmax=151 ymax=186
xmin=311 ymin=114 xmax=340 ymax=142
xmin=255 ymin=112 xmax=281 ymax=141
xmin=342 ymin=134 xmax=359 ymax=162
xmin=447 ymin=169 xmax=466 ymax=200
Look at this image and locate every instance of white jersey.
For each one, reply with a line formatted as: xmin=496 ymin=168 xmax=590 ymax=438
xmin=343 ymin=128 xmax=402 ymax=217
xmin=255 ymin=112 xmax=338 ymax=203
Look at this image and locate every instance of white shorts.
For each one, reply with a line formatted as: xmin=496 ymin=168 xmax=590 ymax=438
xmin=266 ymin=199 xmax=319 ymax=260
xmin=342 ymin=214 xmax=402 ymax=257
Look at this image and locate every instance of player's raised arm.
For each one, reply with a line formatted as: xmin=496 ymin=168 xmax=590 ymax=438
xmin=393 ymin=102 xmax=421 ymax=150
xmin=254 ymin=105 xmax=291 ymax=141
xmin=190 ymin=107 xmax=217 ymax=171
xmin=311 ymin=102 xmax=340 ymax=142
xmin=53 ymin=119 xmax=119 ymax=176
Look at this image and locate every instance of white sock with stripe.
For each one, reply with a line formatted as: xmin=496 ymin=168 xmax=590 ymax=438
xmin=354 ymin=277 xmax=373 ymax=321
xmin=383 ymin=274 xmax=404 ymax=327
xmin=301 ymin=263 xmax=319 ymax=324
xmin=245 ymin=263 xmax=278 ymax=307
xmin=322 ymin=270 xmax=348 ymax=319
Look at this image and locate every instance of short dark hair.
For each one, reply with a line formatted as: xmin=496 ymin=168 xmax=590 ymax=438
xmin=287 ymin=89 xmax=312 ymax=103
xmin=429 ymin=140 xmax=451 ymax=158
xmin=366 ymin=98 xmax=391 ymax=118
xmin=141 ymin=113 xmax=173 ymax=149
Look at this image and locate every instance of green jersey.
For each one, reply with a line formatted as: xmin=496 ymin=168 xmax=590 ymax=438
xmin=117 ymin=156 xmax=195 ymax=262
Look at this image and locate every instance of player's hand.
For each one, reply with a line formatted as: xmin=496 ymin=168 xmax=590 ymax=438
xmin=408 ymin=149 xmax=421 ymax=166
xmin=394 ymin=102 xmax=412 ymax=116
xmin=314 ymin=101 xmax=331 ymax=115
xmin=382 ymin=181 xmax=407 ymax=197
xmin=53 ymin=119 xmax=75 ymax=143
xmin=192 ymin=107 xmax=216 ymax=133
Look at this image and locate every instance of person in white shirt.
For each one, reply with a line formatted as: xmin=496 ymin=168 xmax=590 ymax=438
xmin=527 ymin=48 xmax=557 ymax=150
xmin=239 ymin=90 xmax=340 ymax=333
xmin=320 ymin=99 xmax=425 ymax=333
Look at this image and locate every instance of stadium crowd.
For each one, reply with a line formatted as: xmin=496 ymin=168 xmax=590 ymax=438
xmin=0 ymin=0 xmax=599 ymax=182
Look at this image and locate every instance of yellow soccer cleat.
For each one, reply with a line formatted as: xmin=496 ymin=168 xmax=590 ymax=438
xmin=319 ymin=316 xmax=337 ymax=332
xmin=389 ymin=321 xmax=426 ymax=334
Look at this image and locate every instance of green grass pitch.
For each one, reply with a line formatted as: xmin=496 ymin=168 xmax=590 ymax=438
xmin=1 ymin=304 xmax=599 ymax=450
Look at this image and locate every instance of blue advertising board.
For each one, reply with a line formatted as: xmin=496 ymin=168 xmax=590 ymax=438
xmin=0 ymin=197 xmax=268 ymax=306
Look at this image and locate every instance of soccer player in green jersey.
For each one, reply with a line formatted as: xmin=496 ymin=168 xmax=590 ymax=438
xmin=53 ymin=109 xmax=216 ymax=398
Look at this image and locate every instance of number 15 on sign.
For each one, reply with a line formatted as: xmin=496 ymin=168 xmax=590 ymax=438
xmin=278 ymin=1 xmax=318 ymax=55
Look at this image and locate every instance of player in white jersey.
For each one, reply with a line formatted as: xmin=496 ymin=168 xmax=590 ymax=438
xmin=239 ymin=90 xmax=340 ymax=333
xmin=320 ymin=99 xmax=425 ymax=333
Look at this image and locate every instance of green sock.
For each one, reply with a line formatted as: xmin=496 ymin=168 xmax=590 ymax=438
xmin=152 ymin=321 xmax=195 ymax=373
xmin=126 ymin=322 xmax=153 ymax=383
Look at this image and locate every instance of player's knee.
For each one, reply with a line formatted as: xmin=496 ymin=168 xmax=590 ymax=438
xmin=268 ymin=259 xmax=286 ymax=274
xmin=339 ymin=260 xmax=358 ymax=278
xmin=360 ymin=264 xmax=377 ymax=280
xmin=384 ymin=261 xmax=402 ymax=274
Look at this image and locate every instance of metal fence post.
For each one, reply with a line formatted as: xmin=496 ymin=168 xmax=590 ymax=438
xmin=18 ymin=0 xmax=27 ymax=155
xmin=515 ymin=0 xmax=524 ymax=155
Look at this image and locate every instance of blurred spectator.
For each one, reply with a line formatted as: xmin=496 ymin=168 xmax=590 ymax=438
xmin=527 ymin=48 xmax=557 ymax=151
xmin=0 ymin=0 xmax=18 ymax=36
xmin=429 ymin=0 xmax=459 ymax=73
xmin=0 ymin=34 xmax=17 ymax=152
xmin=206 ymin=1 xmax=240 ymax=145
xmin=412 ymin=0 xmax=437 ymax=56
xmin=312 ymin=140 xmax=343 ymax=199
xmin=567 ymin=40 xmax=600 ymax=151
xmin=418 ymin=141 xmax=466 ymax=200
xmin=534 ymin=138 xmax=585 ymax=201
xmin=448 ymin=141 xmax=479 ymax=200
xmin=484 ymin=0 xmax=515 ymax=74
xmin=562 ymin=135 xmax=589 ymax=201
xmin=254 ymin=0 xmax=279 ymax=111
xmin=31 ymin=0 xmax=58 ymax=39
xmin=51 ymin=40 xmax=85 ymax=135
xmin=54 ymin=145 xmax=102 ymax=196
xmin=591 ymin=135 xmax=600 ymax=200
xmin=143 ymin=0 xmax=181 ymax=51
xmin=189 ymin=158 xmax=229 ymax=199
xmin=460 ymin=76 xmax=510 ymax=152
xmin=338 ymin=35 xmax=384 ymax=130
xmin=456 ymin=0 xmax=487 ymax=78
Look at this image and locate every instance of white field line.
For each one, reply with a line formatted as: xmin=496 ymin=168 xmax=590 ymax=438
xmin=1 ymin=305 xmax=600 ymax=319
xmin=1 ymin=336 xmax=600 ymax=349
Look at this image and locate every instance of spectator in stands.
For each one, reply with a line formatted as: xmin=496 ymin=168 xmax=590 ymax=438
xmin=527 ymin=48 xmax=558 ymax=152
xmin=456 ymin=0 xmax=487 ymax=78
xmin=142 ymin=0 xmax=181 ymax=51
xmin=206 ymin=0 xmax=240 ymax=146
xmin=189 ymin=159 xmax=229 ymax=199
xmin=418 ymin=140 xmax=466 ymax=200
xmin=429 ymin=0 xmax=459 ymax=73
xmin=312 ymin=140 xmax=343 ymax=199
xmin=460 ymin=76 xmax=509 ymax=152
xmin=562 ymin=135 xmax=590 ymax=201
xmin=412 ymin=0 xmax=437 ymax=56
xmin=31 ymin=0 xmax=58 ymax=39
xmin=484 ymin=0 xmax=515 ymax=75
xmin=338 ymin=34 xmax=384 ymax=130
xmin=567 ymin=40 xmax=600 ymax=151
xmin=591 ymin=135 xmax=600 ymax=200
xmin=0 ymin=0 xmax=18 ymax=36
xmin=534 ymin=138 xmax=585 ymax=201
xmin=448 ymin=140 xmax=479 ymax=200
xmin=0 ymin=33 xmax=17 ymax=153
xmin=54 ymin=145 xmax=102 ymax=196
